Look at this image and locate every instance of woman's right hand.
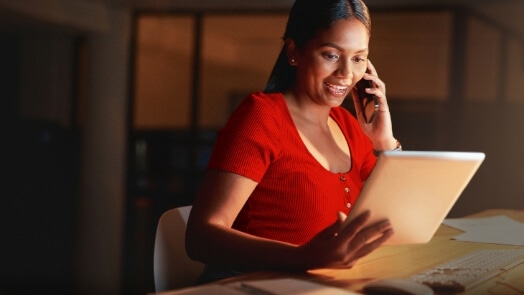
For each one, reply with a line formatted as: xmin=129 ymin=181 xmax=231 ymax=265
xmin=297 ymin=211 xmax=394 ymax=270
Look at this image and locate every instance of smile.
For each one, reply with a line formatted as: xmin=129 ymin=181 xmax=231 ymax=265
xmin=324 ymin=82 xmax=348 ymax=95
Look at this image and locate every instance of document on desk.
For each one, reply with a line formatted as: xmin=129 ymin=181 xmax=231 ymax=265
xmin=229 ymin=278 xmax=359 ymax=294
xmin=443 ymin=215 xmax=524 ymax=246
xmin=154 ymin=278 xmax=359 ymax=295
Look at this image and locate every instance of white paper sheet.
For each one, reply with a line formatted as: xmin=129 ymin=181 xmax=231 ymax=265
xmin=232 ymin=278 xmax=359 ymax=295
xmin=153 ymin=278 xmax=359 ymax=295
xmin=153 ymin=284 xmax=246 ymax=295
xmin=443 ymin=215 xmax=524 ymax=245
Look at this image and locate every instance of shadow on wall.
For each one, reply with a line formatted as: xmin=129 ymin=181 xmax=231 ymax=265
xmin=1 ymin=120 xmax=79 ymax=294
xmin=448 ymin=103 xmax=524 ymax=218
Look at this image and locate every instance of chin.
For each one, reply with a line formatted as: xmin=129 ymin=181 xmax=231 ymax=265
xmin=326 ymin=93 xmax=348 ymax=107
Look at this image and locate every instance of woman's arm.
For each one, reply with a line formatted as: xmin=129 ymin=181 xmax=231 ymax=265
xmin=185 ymin=169 xmax=301 ymax=271
xmin=185 ymin=169 xmax=394 ymax=272
xmin=352 ymin=60 xmax=397 ymax=151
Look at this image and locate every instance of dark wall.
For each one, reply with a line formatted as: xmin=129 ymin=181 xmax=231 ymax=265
xmin=0 ymin=33 xmax=79 ymax=295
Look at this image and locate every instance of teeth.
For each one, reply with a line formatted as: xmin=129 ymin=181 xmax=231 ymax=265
xmin=325 ymin=82 xmax=347 ymax=93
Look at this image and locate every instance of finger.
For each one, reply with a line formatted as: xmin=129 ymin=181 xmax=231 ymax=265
xmin=339 ymin=210 xmax=371 ymax=238
xmin=355 ymin=233 xmax=369 ymax=246
xmin=370 ymin=228 xmax=394 ymax=246
xmin=365 ymin=60 xmax=386 ymax=95
xmin=337 ymin=211 xmax=347 ymax=223
xmin=363 ymin=87 xmax=389 ymax=115
xmin=367 ymin=59 xmax=377 ymax=75
xmin=357 ymin=219 xmax=392 ymax=244
xmin=371 ymin=79 xmax=386 ymax=96
xmin=321 ymin=215 xmax=349 ymax=239
xmin=352 ymin=217 xmax=391 ymax=242
xmin=367 ymin=219 xmax=393 ymax=235
xmin=355 ymin=228 xmax=394 ymax=258
xmin=335 ymin=211 xmax=348 ymax=234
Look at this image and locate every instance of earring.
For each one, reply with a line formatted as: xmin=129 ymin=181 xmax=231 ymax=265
xmin=290 ymin=58 xmax=296 ymax=64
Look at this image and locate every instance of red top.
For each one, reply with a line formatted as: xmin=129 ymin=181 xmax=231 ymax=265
xmin=207 ymin=92 xmax=376 ymax=245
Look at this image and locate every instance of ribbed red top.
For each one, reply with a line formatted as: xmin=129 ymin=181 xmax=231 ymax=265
xmin=208 ymin=92 xmax=376 ymax=245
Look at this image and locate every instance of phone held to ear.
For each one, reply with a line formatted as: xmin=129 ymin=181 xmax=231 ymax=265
xmin=355 ymin=70 xmax=378 ymax=123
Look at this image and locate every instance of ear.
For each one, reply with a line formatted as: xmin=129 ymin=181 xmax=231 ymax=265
xmin=285 ymin=38 xmax=298 ymax=66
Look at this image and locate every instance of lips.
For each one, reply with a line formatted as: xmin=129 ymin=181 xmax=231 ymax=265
xmin=324 ymin=82 xmax=348 ymax=96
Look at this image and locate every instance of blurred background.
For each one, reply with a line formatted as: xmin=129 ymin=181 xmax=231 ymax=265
xmin=0 ymin=0 xmax=523 ymax=294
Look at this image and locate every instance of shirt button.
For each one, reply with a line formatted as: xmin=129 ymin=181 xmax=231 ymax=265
xmin=340 ymin=176 xmax=346 ymax=181
xmin=344 ymin=187 xmax=350 ymax=193
xmin=347 ymin=202 xmax=352 ymax=208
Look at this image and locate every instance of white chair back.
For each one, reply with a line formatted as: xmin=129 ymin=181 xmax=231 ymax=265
xmin=153 ymin=206 xmax=205 ymax=292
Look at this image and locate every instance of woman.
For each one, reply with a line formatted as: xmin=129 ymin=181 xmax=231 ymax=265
xmin=186 ymin=0 xmax=400 ymax=284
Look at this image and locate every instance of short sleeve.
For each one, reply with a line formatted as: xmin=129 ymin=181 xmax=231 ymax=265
xmin=207 ymin=92 xmax=283 ymax=182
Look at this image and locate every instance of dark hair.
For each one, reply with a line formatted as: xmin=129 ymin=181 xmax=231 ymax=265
xmin=263 ymin=0 xmax=371 ymax=93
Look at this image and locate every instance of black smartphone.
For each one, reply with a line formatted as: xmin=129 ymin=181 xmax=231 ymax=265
xmin=355 ymin=72 xmax=378 ymax=123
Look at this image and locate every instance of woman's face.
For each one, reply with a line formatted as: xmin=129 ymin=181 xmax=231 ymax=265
xmin=292 ymin=18 xmax=370 ymax=107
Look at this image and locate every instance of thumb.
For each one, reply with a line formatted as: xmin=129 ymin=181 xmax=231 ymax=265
xmin=318 ymin=213 xmax=347 ymax=239
xmin=336 ymin=211 xmax=348 ymax=233
xmin=337 ymin=211 xmax=347 ymax=223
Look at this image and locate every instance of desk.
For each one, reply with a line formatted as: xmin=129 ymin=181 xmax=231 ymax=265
xmin=222 ymin=209 xmax=524 ymax=294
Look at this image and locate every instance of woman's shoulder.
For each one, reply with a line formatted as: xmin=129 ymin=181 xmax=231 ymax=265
xmin=242 ymin=91 xmax=284 ymax=108
xmin=231 ymin=91 xmax=286 ymax=119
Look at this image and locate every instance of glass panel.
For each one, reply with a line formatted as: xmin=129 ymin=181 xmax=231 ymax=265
xmin=133 ymin=15 xmax=194 ymax=129
xmin=505 ymin=38 xmax=524 ymax=103
xmin=464 ymin=18 xmax=500 ymax=102
xmin=371 ymin=11 xmax=452 ymax=101
xmin=200 ymin=14 xmax=288 ymax=128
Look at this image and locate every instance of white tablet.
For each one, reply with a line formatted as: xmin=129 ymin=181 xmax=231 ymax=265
xmin=345 ymin=150 xmax=485 ymax=245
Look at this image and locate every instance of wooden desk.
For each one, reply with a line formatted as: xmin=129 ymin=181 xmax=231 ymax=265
xmin=223 ymin=209 xmax=524 ymax=294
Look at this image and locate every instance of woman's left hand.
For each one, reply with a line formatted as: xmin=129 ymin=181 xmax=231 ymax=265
xmin=351 ymin=60 xmax=397 ymax=151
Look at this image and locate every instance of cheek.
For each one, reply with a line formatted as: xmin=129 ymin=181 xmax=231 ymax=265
xmin=311 ymin=60 xmax=337 ymax=77
xmin=354 ymin=65 xmax=367 ymax=80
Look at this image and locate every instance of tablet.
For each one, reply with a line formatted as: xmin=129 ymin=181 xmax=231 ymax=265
xmin=345 ymin=150 xmax=485 ymax=245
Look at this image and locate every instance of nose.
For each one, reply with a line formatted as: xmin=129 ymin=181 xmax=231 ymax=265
xmin=335 ymin=58 xmax=352 ymax=79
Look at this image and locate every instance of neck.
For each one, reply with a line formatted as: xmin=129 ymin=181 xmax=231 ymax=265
xmin=283 ymin=91 xmax=331 ymax=126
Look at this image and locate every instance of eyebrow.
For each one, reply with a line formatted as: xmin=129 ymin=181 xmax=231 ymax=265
xmin=319 ymin=42 xmax=368 ymax=53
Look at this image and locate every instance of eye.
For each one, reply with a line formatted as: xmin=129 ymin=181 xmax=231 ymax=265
xmin=323 ymin=52 xmax=340 ymax=61
xmin=353 ymin=56 xmax=367 ymax=63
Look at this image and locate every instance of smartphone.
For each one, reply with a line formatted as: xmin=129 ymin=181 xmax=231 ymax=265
xmin=355 ymin=71 xmax=378 ymax=123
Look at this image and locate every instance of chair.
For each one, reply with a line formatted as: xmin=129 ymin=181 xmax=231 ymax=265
xmin=153 ymin=206 xmax=205 ymax=292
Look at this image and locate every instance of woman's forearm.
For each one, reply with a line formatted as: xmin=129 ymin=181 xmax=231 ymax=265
xmin=186 ymin=222 xmax=305 ymax=272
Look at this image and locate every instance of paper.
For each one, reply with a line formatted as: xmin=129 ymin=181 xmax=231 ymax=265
xmin=153 ymin=278 xmax=359 ymax=295
xmin=153 ymin=284 xmax=245 ymax=295
xmin=231 ymin=278 xmax=359 ymax=294
xmin=443 ymin=215 xmax=524 ymax=245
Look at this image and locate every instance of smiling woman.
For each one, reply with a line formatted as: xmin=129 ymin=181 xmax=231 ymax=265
xmin=185 ymin=0 xmax=400 ymax=286
xmin=285 ymin=18 xmax=370 ymax=107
